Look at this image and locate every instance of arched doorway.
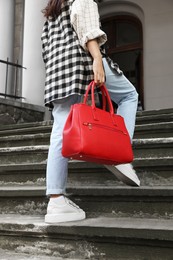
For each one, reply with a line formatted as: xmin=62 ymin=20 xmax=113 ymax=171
xmin=102 ymin=15 xmax=144 ymax=109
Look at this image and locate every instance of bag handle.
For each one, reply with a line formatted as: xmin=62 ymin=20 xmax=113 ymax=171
xmin=84 ymin=81 xmax=114 ymax=115
xmin=83 ymin=81 xmax=117 ymax=125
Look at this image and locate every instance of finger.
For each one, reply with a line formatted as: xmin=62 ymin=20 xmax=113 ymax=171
xmin=94 ymin=75 xmax=105 ymax=85
xmin=95 ymin=79 xmax=105 ymax=86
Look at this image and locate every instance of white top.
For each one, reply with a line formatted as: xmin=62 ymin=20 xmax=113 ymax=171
xmin=70 ymin=0 xmax=107 ymax=51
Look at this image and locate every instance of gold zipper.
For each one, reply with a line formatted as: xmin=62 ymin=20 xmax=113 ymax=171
xmin=83 ymin=122 xmax=127 ymax=135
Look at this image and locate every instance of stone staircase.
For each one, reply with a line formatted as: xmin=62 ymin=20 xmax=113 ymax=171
xmin=0 ymin=108 xmax=173 ymax=259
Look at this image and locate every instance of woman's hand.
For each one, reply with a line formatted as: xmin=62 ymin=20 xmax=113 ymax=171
xmin=86 ymin=39 xmax=105 ymax=86
xmin=93 ymin=56 xmax=105 ymax=86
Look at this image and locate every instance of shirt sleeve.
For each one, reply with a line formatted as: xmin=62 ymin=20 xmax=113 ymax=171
xmin=41 ymin=21 xmax=49 ymax=64
xmin=70 ymin=0 xmax=107 ymax=51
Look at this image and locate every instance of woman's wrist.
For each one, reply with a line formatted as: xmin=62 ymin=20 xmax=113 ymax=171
xmin=87 ymin=39 xmax=102 ymax=59
xmin=93 ymin=54 xmax=102 ymax=60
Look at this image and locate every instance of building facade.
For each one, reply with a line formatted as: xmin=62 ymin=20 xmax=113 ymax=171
xmin=0 ymin=0 xmax=173 ymax=112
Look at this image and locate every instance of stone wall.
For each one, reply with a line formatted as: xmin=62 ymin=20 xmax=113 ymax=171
xmin=0 ymin=98 xmax=45 ymax=125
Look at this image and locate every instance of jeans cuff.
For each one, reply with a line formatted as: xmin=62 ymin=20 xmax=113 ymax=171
xmin=46 ymin=188 xmax=66 ymax=196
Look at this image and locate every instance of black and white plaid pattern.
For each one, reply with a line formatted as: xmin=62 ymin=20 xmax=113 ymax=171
xmin=41 ymin=0 xmax=122 ymax=108
xmin=42 ymin=0 xmax=96 ymax=107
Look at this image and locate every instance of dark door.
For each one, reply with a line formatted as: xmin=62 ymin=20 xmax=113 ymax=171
xmin=102 ymin=16 xmax=144 ymax=109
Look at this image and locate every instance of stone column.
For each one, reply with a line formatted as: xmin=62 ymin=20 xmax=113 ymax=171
xmin=22 ymin=0 xmax=48 ymax=106
xmin=13 ymin=0 xmax=25 ymax=97
xmin=0 ymin=0 xmax=15 ymax=95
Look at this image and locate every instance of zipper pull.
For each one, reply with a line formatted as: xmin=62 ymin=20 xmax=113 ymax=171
xmin=88 ymin=123 xmax=92 ymax=130
xmin=83 ymin=122 xmax=92 ymax=130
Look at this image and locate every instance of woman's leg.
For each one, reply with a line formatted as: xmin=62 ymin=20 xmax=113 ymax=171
xmin=45 ymin=94 xmax=86 ymax=224
xmin=103 ymin=58 xmax=140 ymax=187
xmin=103 ymin=58 xmax=138 ymax=141
xmin=46 ymin=95 xmax=82 ymax=196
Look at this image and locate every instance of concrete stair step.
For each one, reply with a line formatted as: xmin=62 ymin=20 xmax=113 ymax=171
xmin=0 ymin=122 xmax=52 ymax=137
xmin=0 ymin=120 xmax=52 ymax=131
xmin=136 ymin=108 xmax=173 ymax=124
xmin=0 ymin=214 xmax=172 ymax=259
xmin=0 ymin=249 xmax=61 ymax=260
xmin=0 ymin=145 xmax=48 ymax=164
xmin=0 ymin=137 xmax=172 ymax=164
xmin=134 ymin=157 xmax=173 ymax=186
xmin=0 ymin=133 xmax=50 ymax=148
xmin=137 ymin=108 xmax=173 ymax=116
xmin=0 ymin=109 xmax=172 ymax=140
xmin=0 ymin=107 xmax=172 ymax=132
xmin=0 ymin=185 xmax=173 ymax=219
xmin=133 ymin=137 xmax=173 ymax=158
xmin=134 ymin=122 xmax=173 ymax=138
xmin=0 ymin=122 xmax=173 ymax=148
xmin=0 ymin=158 xmax=173 ymax=186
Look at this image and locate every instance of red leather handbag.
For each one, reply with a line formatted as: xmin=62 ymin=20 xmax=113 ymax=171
xmin=62 ymin=81 xmax=133 ymax=165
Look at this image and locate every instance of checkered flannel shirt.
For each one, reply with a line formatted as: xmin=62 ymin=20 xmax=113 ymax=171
xmin=41 ymin=0 xmax=107 ymax=107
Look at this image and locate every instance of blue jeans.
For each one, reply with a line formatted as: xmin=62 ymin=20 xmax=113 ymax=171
xmin=46 ymin=58 xmax=138 ymax=195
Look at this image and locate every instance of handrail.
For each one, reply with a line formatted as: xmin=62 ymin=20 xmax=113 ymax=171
xmin=0 ymin=92 xmax=24 ymax=100
xmin=0 ymin=59 xmax=26 ymax=69
xmin=0 ymin=58 xmax=26 ymax=100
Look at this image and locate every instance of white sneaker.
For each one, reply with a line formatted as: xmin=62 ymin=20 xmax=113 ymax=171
xmin=45 ymin=196 xmax=86 ymax=224
xmin=105 ymin=163 xmax=140 ymax=187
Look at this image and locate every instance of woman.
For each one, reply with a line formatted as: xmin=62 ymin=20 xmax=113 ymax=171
xmin=42 ymin=0 xmax=140 ymax=224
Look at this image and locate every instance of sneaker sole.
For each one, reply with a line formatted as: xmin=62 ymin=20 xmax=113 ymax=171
xmin=105 ymin=165 xmax=140 ymax=187
xmin=45 ymin=211 xmax=86 ymax=224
